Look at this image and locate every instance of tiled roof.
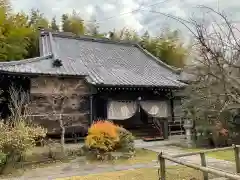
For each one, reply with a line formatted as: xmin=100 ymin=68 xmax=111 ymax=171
xmin=0 ymin=31 xmax=185 ymax=88
xmin=0 ymin=54 xmax=88 ymax=76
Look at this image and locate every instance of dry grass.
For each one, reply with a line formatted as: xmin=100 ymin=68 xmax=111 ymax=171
xmin=0 ymin=145 xmax=158 ymax=178
xmin=83 ymin=148 xmax=158 ymax=166
xmin=207 ymin=149 xmax=234 ymax=161
xmin=0 ymin=144 xmax=81 ymax=178
xmin=110 ymin=148 xmax=158 ymax=165
xmin=167 ymin=143 xmax=235 ymax=162
xmin=183 ymin=148 xmax=234 ymax=162
xmin=55 ymin=166 xmax=209 ymax=180
xmin=23 ymin=145 xmax=79 ymax=164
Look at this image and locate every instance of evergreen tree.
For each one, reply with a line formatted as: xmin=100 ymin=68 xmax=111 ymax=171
xmin=0 ymin=1 xmax=33 ymax=61
xmin=28 ymin=9 xmax=49 ymax=29
xmin=27 ymin=9 xmax=49 ymax=58
xmin=62 ymin=14 xmax=70 ymax=32
xmin=61 ymin=11 xmax=85 ymax=35
xmin=51 ymin=17 xmax=59 ymax=31
xmin=117 ymin=28 xmax=188 ymax=68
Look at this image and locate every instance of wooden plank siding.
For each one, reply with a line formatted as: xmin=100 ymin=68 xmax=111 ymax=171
xmin=29 ymin=76 xmax=90 ymax=133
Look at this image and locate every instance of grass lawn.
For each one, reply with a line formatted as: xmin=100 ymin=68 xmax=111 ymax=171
xmin=182 ymin=148 xmax=235 ymax=162
xmin=109 ymin=148 xmax=158 ymax=165
xmin=0 ymin=146 xmax=158 ymax=178
xmin=167 ymin=142 xmax=235 ymax=162
xmin=24 ymin=146 xmax=158 ymax=165
xmin=56 ymin=166 xmax=214 ymax=180
xmin=206 ymin=149 xmax=234 ymax=161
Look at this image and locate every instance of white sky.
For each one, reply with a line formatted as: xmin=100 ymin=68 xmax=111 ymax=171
xmin=10 ymin=0 xmax=240 ymax=36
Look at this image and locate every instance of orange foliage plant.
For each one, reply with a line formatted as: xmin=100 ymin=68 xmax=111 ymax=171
xmin=85 ymin=120 xmax=119 ymax=152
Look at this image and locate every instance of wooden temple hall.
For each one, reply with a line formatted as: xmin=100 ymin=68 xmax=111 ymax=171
xmin=0 ymin=30 xmax=186 ymax=140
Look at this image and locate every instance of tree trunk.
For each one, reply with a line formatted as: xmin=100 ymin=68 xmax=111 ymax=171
xmin=59 ymin=114 xmax=65 ymax=153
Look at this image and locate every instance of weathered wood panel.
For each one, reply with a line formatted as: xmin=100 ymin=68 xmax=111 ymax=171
xmin=29 ymin=76 xmax=90 ymax=133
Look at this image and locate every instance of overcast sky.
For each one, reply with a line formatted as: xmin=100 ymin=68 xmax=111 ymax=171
xmin=10 ymin=0 xmax=240 ymax=36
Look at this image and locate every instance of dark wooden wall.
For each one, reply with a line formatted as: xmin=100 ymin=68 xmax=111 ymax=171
xmin=29 ymin=76 xmax=90 ymax=133
xmin=0 ymin=74 xmax=91 ymax=135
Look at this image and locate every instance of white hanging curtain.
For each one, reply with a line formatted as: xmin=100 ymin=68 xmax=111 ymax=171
xmin=140 ymin=100 xmax=168 ymax=118
xmin=107 ymin=100 xmax=138 ymax=120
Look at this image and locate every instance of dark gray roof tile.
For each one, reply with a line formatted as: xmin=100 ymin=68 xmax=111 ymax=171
xmin=0 ymin=31 xmax=185 ymax=88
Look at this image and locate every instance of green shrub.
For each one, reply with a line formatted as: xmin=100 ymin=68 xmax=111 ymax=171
xmin=195 ymin=126 xmax=212 ymax=148
xmin=0 ymin=121 xmax=47 ymax=156
xmin=196 ymin=126 xmax=204 ymax=135
xmin=0 ymin=120 xmax=47 ymax=174
xmin=212 ymin=131 xmax=229 ymax=147
xmin=117 ymin=127 xmax=135 ymax=153
xmin=0 ymin=152 xmax=6 ymax=167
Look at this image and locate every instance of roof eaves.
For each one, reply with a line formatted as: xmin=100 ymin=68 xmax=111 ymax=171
xmin=0 ymin=54 xmax=53 ymax=66
xmin=0 ymin=70 xmax=88 ymax=78
xmin=94 ymin=83 xmax=184 ymax=89
xmin=85 ymin=75 xmax=96 ymax=85
xmin=135 ymin=44 xmax=181 ymax=74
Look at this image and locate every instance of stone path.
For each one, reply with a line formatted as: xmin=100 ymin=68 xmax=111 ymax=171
xmin=6 ymin=161 xmax=159 ymax=180
xmin=2 ymin=136 xmax=237 ymax=180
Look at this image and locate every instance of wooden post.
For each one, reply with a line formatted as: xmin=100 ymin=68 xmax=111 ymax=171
xmin=200 ymin=153 xmax=208 ymax=180
xmin=163 ymin=153 xmax=240 ymax=180
xmin=89 ymin=95 xmax=93 ymax=125
xmin=163 ymin=120 xmax=169 ymax=139
xmin=234 ymin=145 xmax=240 ymax=173
xmin=159 ymin=153 xmax=166 ymax=180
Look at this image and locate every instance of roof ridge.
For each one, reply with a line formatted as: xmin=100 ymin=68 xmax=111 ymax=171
xmin=48 ymin=32 xmax=59 ymax=61
xmin=45 ymin=30 xmax=138 ymax=46
xmin=0 ymin=54 xmax=53 ymax=66
xmin=135 ymin=44 xmax=181 ymax=74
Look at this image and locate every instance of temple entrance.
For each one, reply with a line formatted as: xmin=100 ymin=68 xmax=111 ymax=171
xmin=94 ymin=98 xmax=168 ymax=140
xmin=112 ymin=108 xmax=147 ymax=129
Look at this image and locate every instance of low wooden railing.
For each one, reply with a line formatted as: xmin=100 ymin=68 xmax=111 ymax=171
xmin=158 ymin=145 xmax=240 ymax=180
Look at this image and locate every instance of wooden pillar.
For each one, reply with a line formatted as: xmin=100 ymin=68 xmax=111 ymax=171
xmin=89 ymin=95 xmax=93 ymax=125
xmin=234 ymin=145 xmax=240 ymax=173
xmin=158 ymin=152 xmax=166 ymax=180
xmin=170 ymin=97 xmax=174 ymax=122
xmin=103 ymin=97 xmax=108 ymax=119
xmin=163 ymin=120 xmax=169 ymax=139
xmin=200 ymin=153 xmax=208 ymax=180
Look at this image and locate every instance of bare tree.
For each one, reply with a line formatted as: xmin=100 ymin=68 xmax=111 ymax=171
xmin=47 ymin=79 xmax=86 ymax=153
xmin=8 ymin=86 xmax=30 ymax=122
xmin=162 ymin=6 xmax=240 ymax=128
xmin=142 ymin=6 xmax=240 ymax=142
